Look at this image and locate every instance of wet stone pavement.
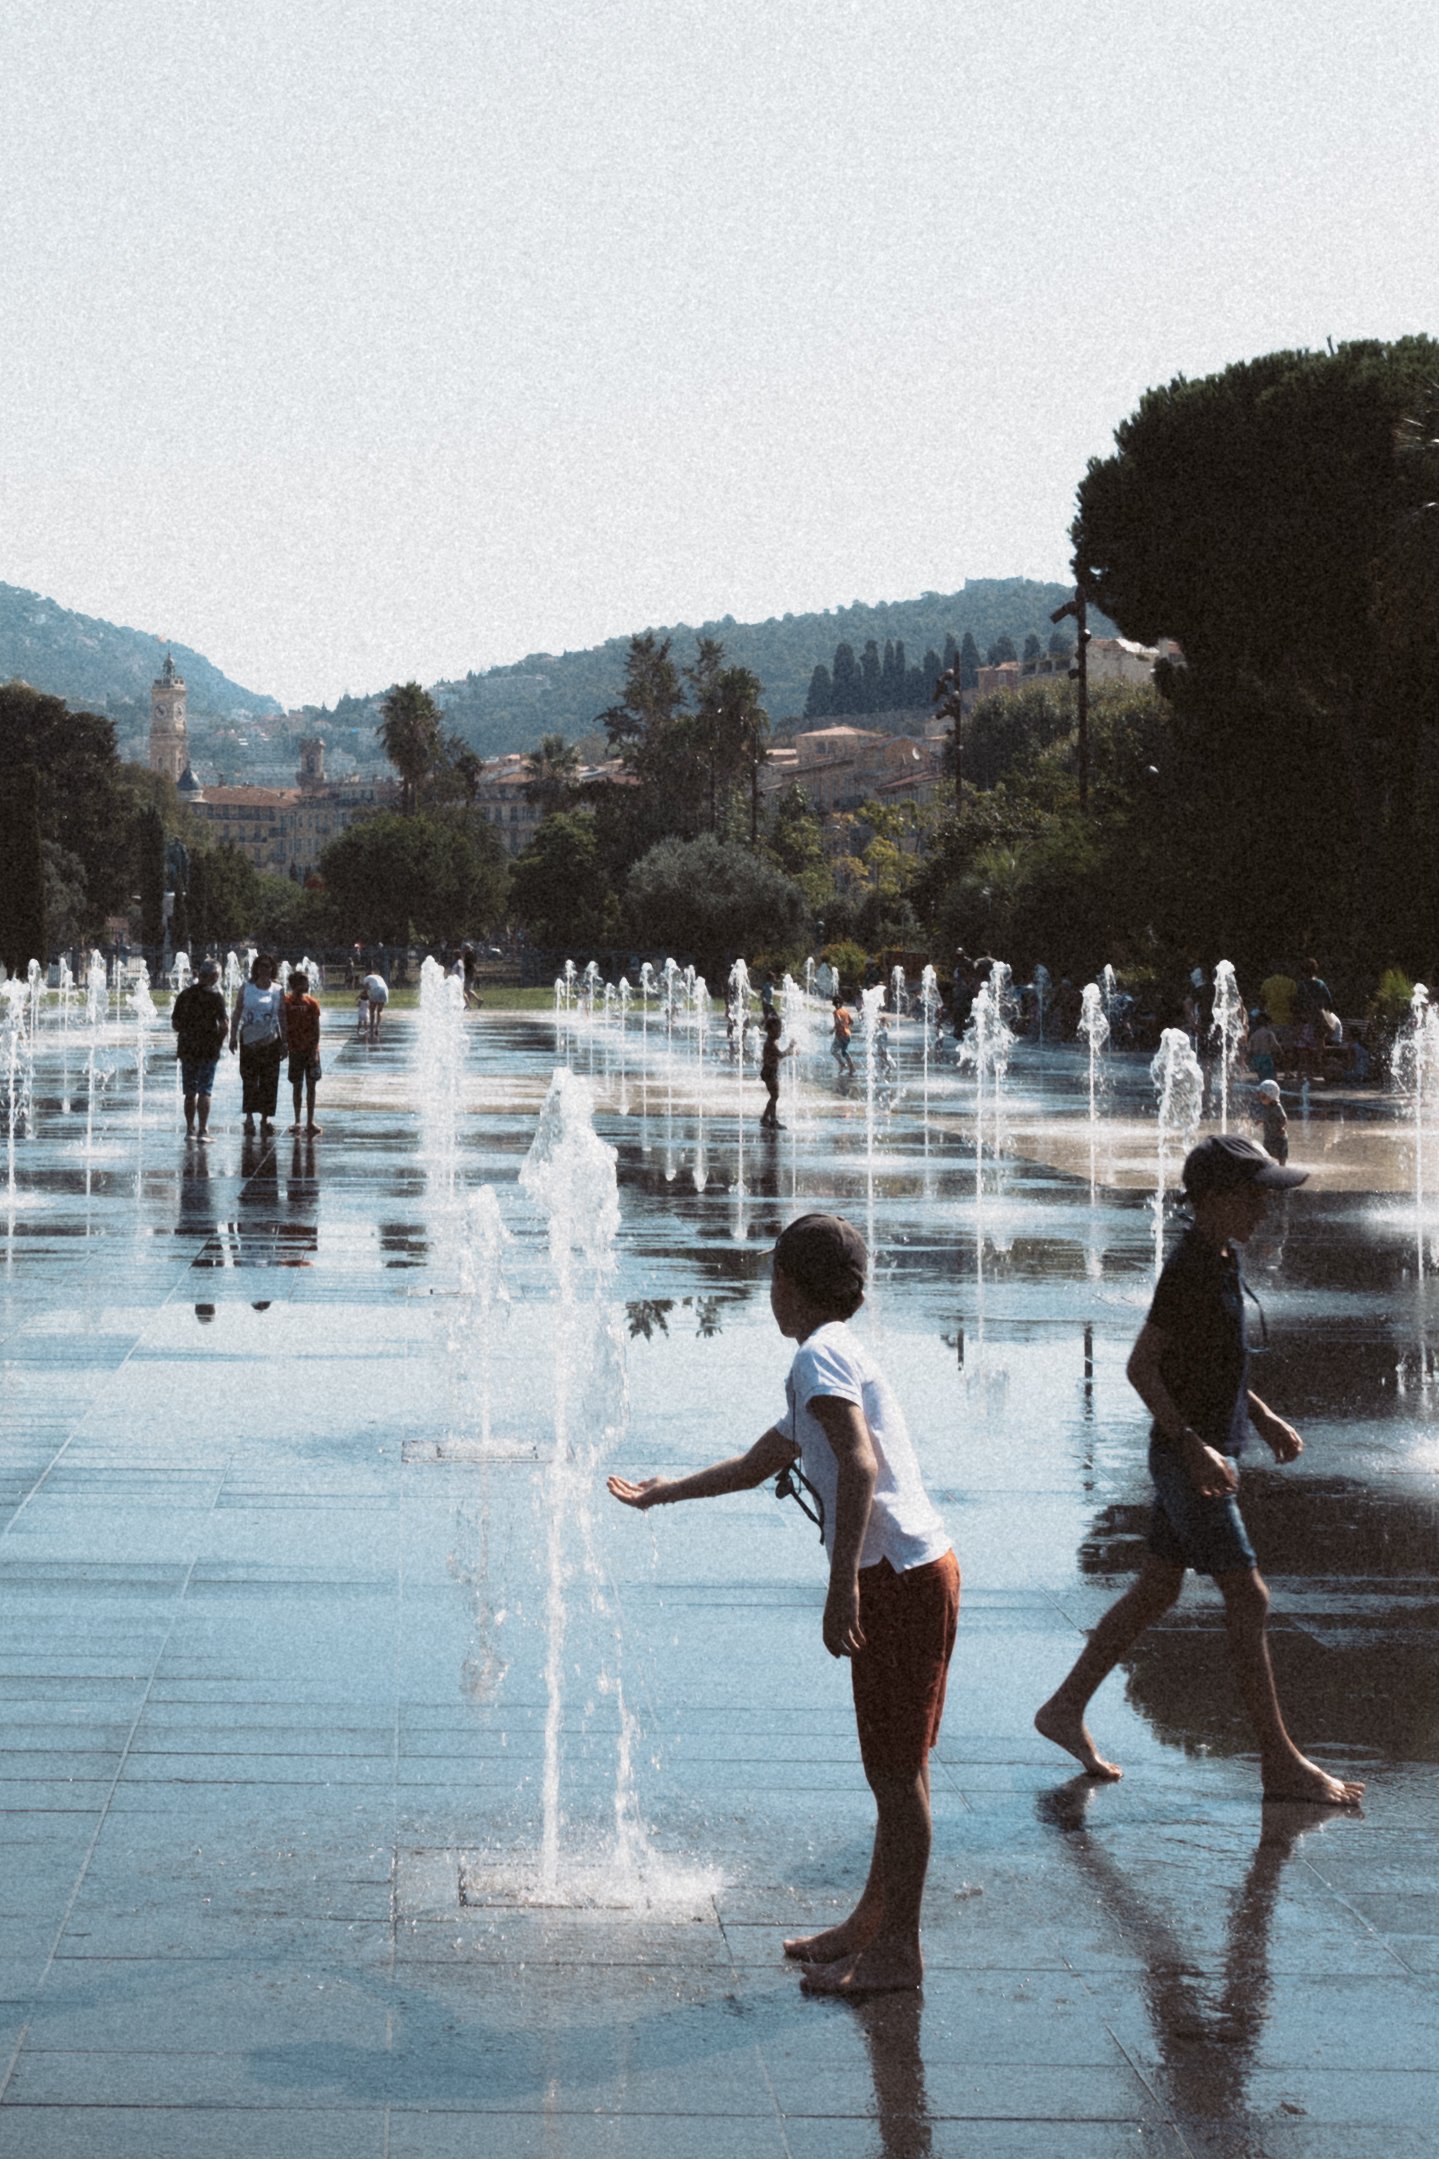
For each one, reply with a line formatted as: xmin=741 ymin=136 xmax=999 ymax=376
xmin=0 ymin=1004 xmax=1437 ymax=2156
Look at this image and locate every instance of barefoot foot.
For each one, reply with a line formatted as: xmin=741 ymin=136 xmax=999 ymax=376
xmin=1034 ymin=1697 xmax=1123 ymax=1780
xmin=783 ymin=1915 xmax=881 ymax=1963
xmin=800 ymin=1941 xmax=923 ymax=1997
xmin=1262 ymin=1755 xmax=1364 ymax=1807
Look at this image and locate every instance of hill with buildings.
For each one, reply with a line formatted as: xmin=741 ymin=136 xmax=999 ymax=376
xmin=0 ymin=582 xmax=281 ymax=735
xmin=321 ymin=578 xmax=1096 ymax=758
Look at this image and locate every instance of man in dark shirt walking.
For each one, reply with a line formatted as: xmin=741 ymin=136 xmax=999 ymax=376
xmin=170 ymin=959 xmax=228 ymax=1141
xmin=1035 ymin=1135 xmax=1363 ymax=1807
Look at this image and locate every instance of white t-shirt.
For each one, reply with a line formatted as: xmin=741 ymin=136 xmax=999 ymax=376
xmin=363 ymin=973 xmax=389 ymax=1005
xmin=782 ymin=1320 xmax=950 ymax=1572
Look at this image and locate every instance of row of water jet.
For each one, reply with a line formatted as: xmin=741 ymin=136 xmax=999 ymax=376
xmin=1392 ymin=984 xmax=1439 ymax=1274
xmin=1150 ymin=1027 xmax=1205 ymax=1272
xmin=959 ymin=961 xmax=1016 ymax=1196
xmin=2 ymin=980 xmax=35 ymax=1203
xmin=417 ymin=954 xmax=467 ymax=1211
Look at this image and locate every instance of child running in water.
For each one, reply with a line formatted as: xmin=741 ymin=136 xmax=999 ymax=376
xmin=609 ymin=1214 xmax=959 ymax=1995
xmin=1035 ymin=1135 xmax=1363 ymax=1807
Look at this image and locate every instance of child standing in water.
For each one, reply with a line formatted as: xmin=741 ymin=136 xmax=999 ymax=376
xmin=609 ymin=1214 xmax=959 ymax=1995
xmin=284 ymin=970 xmax=324 ymax=1135
xmin=759 ymin=1009 xmax=792 ymax=1129
xmin=1254 ymin=1078 xmax=1289 ymax=1163
xmin=1035 ymin=1135 xmax=1363 ymax=1807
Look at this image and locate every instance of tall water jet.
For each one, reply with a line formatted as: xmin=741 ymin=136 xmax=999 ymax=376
xmin=1101 ymin=963 xmax=1119 ymax=1031
xmin=1210 ymin=959 xmax=1245 ymax=1132
xmin=1150 ymin=1027 xmax=1205 ymax=1273
xmin=918 ymin=964 xmax=939 ymax=1152
xmin=418 ymin=955 xmax=466 ymax=1209
xmin=959 ymin=965 xmax=1015 ymax=1193
xmin=83 ymin=951 xmax=109 ymax=1158
xmin=518 ymin=1070 xmax=648 ymax=1899
xmin=1078 ymin=983 xmax=1110 ymax=1127
xmin=1393 ymin=985 xmax=1439 ymax=1272
xmin=890 ymin=964 xmax=907 ymax=1017
xmin=126 ymin=966 xmax=158 ymax=1136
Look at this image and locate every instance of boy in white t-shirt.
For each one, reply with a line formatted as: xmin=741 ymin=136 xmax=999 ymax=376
xmin=608 ymin=1213 xmax=959 ymax=1997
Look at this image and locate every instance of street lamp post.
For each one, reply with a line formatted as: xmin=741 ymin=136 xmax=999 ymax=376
xmin=1050 ymin=589 xmax=1092 ymax=811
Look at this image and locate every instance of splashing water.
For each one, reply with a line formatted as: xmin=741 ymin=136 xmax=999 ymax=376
xmin=1150 ymin=1027 xmax=1205 ymax=1273
xmin=126 ymin=967 xmax=158 ymax=1134
xmin=418 ymin=956 xmax=466 ymax=1206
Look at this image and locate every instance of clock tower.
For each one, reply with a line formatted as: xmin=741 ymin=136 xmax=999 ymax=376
xmin=149 ymin=652 xmax=189 ymax=784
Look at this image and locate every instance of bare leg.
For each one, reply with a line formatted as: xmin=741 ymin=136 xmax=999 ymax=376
xmin=183 ymin=1090 xmax=197 ymax=1137
xmin=1215 ymin=1568 xmax=1364 ymax=1805
xmin=1035 ymin=1557 xmax=1185 ymax=1778
xmin=801 ymin=1767 xmax=931 ymax=1995
xmin=196 ymin=1092 xmax=212 ymax=1140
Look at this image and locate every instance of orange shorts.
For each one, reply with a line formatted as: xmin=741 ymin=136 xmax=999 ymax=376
xmin=851 ymin=1549 xmax=961 ymax=1778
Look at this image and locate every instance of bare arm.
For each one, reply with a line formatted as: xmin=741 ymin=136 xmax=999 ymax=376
xmin=229 ymin=988 xmax=243 ymax=1051
xmin=1247 ymin=1389 xmax=1302 ymax=1462
xmin=1127 ymin=1322 xmax=1237 ymax=1497
xmin=607 ymin=1424 xmax=797 ymax=1511
xmin=809 ymin=1395 xmax=878 ymax=1659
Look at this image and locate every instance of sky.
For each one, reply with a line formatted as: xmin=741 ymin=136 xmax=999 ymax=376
xmin=3 ymin=0 xmax=1436 ymax=710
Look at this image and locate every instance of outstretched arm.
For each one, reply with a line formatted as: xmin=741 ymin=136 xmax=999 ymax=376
xmin=1248 ymin=1390 xmax=1302 ymax=1462
xmin=608 ymin=1424 xmax=797 ymax=1511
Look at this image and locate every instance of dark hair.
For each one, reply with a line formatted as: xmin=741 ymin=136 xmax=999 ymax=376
xmin=288 ymin=971 xmax=309 ymax=990
xmin=773 ymin=1213 xmax=867 ymax=1319
xmin=763 ymin=1010 xmax=782 ymax=1033
xmin=251 ymin=952 xmax=278 ymax=979
xmin=1303 ymin=958 xmax=1319 ymax=976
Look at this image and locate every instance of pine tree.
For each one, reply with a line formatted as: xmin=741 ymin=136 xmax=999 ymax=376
xmin=1023 ymin=633 xmax=1042 ymax=661
xmin=831 ymin=642 xmax=861 ymax=715
xmin=804 ymin=663 xmax=833 ymax=719
xmin=860 ymin=639 xmax=882 ymax=713
xmin=987 ymin=634 xmax=1018 ymax=666
xmin=959 ymin=632 xmax=980 ymax=689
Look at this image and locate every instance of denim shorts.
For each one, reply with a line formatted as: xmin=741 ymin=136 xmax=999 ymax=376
xmin=180 ymin=1056 xmax=219 ymax=1097
xmin=1147 ymin=1437 xmax=1257 ymax=1576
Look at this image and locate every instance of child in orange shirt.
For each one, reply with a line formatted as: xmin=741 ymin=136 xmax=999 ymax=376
xmin=285 ymin=971 xmax=324 ymax=1135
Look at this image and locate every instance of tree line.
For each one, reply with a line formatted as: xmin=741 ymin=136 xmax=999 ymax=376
xmin=802 ymin=628 xmax=1070 ymax=720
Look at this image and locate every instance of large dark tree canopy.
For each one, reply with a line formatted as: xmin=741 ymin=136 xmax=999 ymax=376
xmin=1074 ymin=337 xmax=1439 ymax=680
xmin=1071 ymin=338 xmax=1439 ymax=956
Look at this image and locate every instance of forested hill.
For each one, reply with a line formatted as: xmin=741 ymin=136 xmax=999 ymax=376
xmin=328 ymin=578 xmax=1092 ymax=757
xmin=0 ymin=582 xmax=281 ymax=721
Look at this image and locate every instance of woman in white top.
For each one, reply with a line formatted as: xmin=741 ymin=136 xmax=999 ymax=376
xmin=229 ymin=952 xmax=289 ymax=1135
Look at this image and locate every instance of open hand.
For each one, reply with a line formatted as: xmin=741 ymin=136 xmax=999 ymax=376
xmin=822 ymin=1581 xmax=865 ymax=1660
xmin=606 ymin=1476 xmax=666 ymax=1510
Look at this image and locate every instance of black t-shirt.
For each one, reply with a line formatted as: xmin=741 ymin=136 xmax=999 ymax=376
xmin=1146 ymin=1227 xmax=1250 ymax=1455
xmin=171 ymin=984 xmax=228 ymax=1061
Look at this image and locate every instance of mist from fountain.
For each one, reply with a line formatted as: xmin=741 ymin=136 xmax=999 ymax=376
xmin=2 ymin=980 xmax=34 ymax=1203
xmin=418 ymin=955 xmax=466 ymax=1208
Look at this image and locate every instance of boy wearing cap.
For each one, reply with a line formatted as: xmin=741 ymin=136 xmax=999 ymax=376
xmin=1036 ymin=1135 xmax=1363 ymax=1807
xmin=1254 ymin=1079 xmax=1288 ymax=1163
xmin=608 ymin=1212 xmax=959 ymax=1995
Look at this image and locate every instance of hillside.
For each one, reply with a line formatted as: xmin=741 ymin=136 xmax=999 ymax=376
xmin=0 ymin=582 xmax=281 ymax=724
xmin=323 ymin=578 xmax=1100 ymax=758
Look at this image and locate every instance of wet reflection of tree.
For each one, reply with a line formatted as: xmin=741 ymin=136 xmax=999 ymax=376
xmin=1038 ymin=1779 xmax=1326 ymax=2136
xmin=842 ymin=1990 xmax=932 ymax=2159
xmin=625 ymin=1294 xmax=732 ymax=1341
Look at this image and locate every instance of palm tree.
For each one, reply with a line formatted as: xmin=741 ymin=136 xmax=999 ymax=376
xmin=378 ymin=682 xmax=443 ymax=815
xmin=523 ymin=732 xmax=582 ymax=814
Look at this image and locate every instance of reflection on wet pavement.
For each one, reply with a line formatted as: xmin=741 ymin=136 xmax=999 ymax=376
xmin=0 ymin=1006 xmax=1436 ymax=2153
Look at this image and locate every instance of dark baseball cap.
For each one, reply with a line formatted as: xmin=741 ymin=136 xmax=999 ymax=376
xmin=1182 ymin=1134 xmax=1308 ymax=1198
xmin=773 ymin=1212 xmax=868 ymax=1315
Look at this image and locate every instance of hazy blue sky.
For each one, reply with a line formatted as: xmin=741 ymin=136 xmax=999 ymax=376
xmin=3 ymin=0 xmax=1435 ymax=707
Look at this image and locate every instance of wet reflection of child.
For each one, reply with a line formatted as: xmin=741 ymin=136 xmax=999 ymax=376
xmin=609 ymin=1214 xmax=959 ymax=1997
xmin=1035 ymin=1136 xmax=1364 ymax=1808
